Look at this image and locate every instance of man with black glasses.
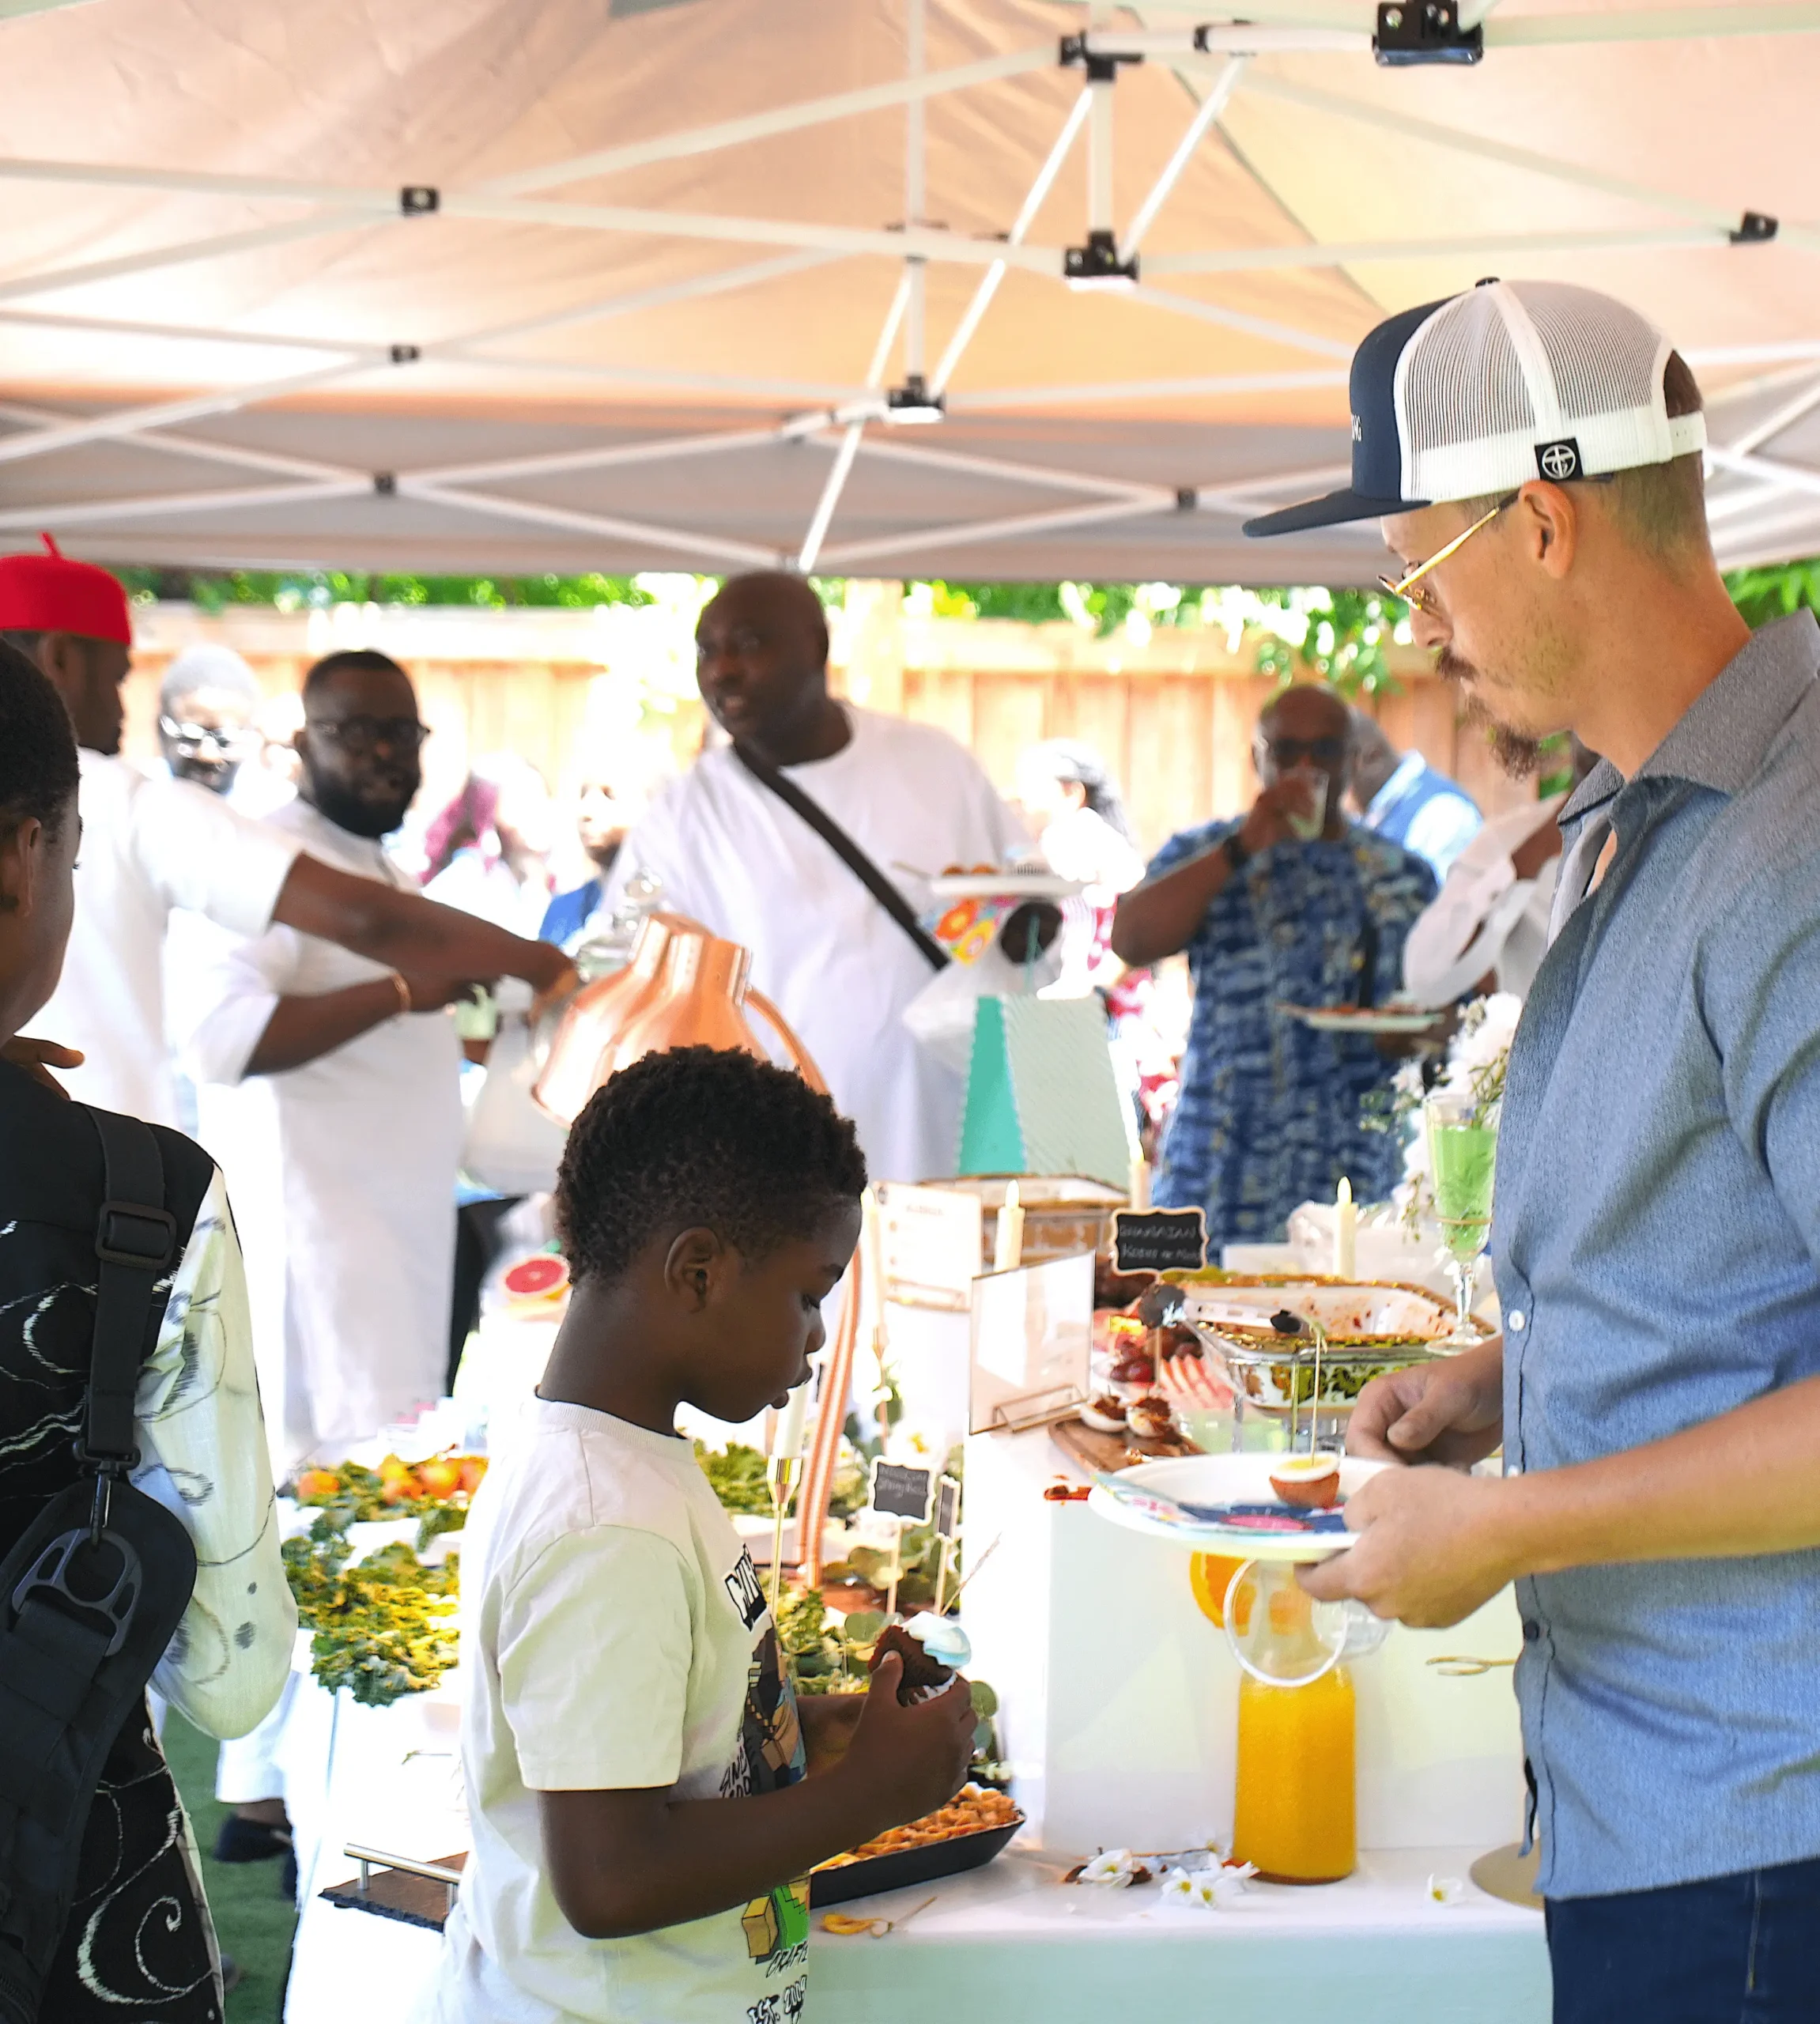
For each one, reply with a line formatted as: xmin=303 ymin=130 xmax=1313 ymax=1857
xmin=181 ymin=648 xmax=485 ymax=1467
xmin=1112 ymin=683 xmax=1434 ymax=1253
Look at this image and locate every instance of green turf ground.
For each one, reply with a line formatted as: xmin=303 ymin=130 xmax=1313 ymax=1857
xmin=162 ymin=1712 xmax=297 ymax=2024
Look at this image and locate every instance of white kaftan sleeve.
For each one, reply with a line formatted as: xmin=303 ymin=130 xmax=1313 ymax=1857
xmin=130 ymin=775 xmax=301 ymax=938
xmin=176 ymin=921 xmax=300 ymax=1087
xmin=599 ymin=784 xmax=700 ymax=918
xmin=131 ymin=1167 xmax=296 ymax=1739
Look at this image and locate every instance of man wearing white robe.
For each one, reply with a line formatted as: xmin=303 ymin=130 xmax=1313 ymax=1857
xmin=606 ymin=574 xmax=1028 ymax=1185
xmin=181 ymin=649 xmax=470 ymax=1470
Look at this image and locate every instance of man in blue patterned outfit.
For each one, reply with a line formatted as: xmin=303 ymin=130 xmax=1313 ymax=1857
xmin=1112 ymin=684 xmax=1434 ymax=1253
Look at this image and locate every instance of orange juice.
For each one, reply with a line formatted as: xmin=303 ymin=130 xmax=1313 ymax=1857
xmin=1232 ymin=1666 xmax=1357 ymax=1882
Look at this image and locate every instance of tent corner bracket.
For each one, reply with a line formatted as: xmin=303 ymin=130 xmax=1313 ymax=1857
xmin=1064 ymin=230 xmax=1138 ymax=290
xmin=1059 ymin=34 xmax=1142 ymax=82
xmin=1731 ymin=212 xmax=1779 ymax=246
xmin=1373 ymin=4 xmax=1483 ymax=67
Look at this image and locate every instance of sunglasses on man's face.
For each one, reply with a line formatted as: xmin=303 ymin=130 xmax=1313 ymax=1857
xmin=160 ymin=715 xmax=252 ymax=757
xmin=1259 ymin=734 xmax=1347 ymax=770
xmin=1379 ymin=494 xmax=1517 ymax=616
xmin=1383 ymin=473 xmax=1621 ymax=614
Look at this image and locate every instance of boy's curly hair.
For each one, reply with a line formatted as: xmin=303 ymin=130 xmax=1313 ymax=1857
xmin=555 ymin=1046 xmax=867 ymax=1284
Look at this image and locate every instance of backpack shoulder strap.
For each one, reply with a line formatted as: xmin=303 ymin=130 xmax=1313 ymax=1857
xmin=81 ymin=1110 xmax=178 ymax=1470
xmin=731 ymin=742 xmax=950 ymax=972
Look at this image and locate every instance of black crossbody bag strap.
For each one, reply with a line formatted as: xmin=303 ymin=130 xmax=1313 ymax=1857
xmin=731 ymin=741 xmax=950 ymax=972
xmin=0 ymin=1110 xmax=197 ymax=2024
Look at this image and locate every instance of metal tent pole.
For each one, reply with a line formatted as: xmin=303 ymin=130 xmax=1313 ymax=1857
xmin=930 ymin=88 xmax=1089 ymax=398
xmin=1120 ymin=57 xmax=1245 ymax=265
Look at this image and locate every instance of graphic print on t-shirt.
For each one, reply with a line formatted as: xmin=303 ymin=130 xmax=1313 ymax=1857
xmin=715 ymin=1571 xmax=811 ymax=2012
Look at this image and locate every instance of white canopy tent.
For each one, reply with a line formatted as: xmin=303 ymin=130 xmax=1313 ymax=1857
xmin=5 ymin=0 xmax=1820 ymax=583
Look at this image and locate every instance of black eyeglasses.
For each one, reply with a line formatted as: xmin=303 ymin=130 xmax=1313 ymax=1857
xmin=303 ymin=716 xmax=431 ymax=755
xmin=1260 ymin=734 xmax=1348 ymax=768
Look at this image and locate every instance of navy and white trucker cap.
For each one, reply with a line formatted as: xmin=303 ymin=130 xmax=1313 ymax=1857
xmin=1244 ymin=278 xmax=1707 ymax=538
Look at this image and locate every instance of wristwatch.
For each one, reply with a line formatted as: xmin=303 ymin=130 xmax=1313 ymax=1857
xmin=1222 ymin=832 xmax=1251 ymax=874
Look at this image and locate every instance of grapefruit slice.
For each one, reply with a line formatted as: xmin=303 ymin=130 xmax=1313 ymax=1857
xmin=504 ymin=1254 xmax=569 ymax=1301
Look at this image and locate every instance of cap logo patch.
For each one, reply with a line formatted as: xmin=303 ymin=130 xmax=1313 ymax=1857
xmin=1350 ymin=413 xmax=1363 ymax=442
xmin=1537 ymin=438 xmax=1581 ymax=482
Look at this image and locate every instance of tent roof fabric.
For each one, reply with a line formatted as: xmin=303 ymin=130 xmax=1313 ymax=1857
xmin=4 ymin=0 xmax=1820 ymax=581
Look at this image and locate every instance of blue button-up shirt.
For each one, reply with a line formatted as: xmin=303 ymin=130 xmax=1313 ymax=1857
xmin=1493 ymin=611 xmax=1820 ymax=1899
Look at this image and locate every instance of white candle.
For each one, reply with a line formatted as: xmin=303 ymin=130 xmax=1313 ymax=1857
xmin=775 ymin=1377 xmax=810 ymax=1461
xmin=995 ymin=1180 xmax=1025 ymax=1273
xmin=1334 ymin=1175 xmax=1357 ymax=1281
xmin=1128 ymin=1154 xmax=1150 ymax=1213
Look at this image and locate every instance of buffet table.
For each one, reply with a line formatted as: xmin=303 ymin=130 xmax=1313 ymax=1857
xmin=278 ymin=1253 xmax=1546 ymax=2019
xmin=291 ymin=1833 xmax=1546 ymax=2023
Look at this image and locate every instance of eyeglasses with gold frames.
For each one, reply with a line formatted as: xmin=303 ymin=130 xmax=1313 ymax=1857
xmin=1378 ymin=492 xmax=1518 ymax=615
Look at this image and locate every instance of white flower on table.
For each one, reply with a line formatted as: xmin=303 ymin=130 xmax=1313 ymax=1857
xmin=1161 ymin=1861 xmax=1256 ymax=1909
xmin=1079 ymin=1848 xmax=1145 ymax=1888
xmin=1427 ymin=1874 xmax=1467 ymax=1906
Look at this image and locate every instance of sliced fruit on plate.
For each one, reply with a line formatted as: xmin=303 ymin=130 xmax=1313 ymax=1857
xmin=503 ymin=1253 xmax=569 ymax=1301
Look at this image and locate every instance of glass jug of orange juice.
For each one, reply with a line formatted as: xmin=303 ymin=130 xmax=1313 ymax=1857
xmin=1229 ymin=1566 xmax=1356 ymax=1884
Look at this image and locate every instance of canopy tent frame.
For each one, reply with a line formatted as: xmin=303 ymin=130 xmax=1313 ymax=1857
xmin=6 ymin=3 xmax=1820 ymax=582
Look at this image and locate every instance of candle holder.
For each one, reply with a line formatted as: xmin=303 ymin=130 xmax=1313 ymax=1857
xmin=765 ymin=1453 xmax=802 ymax=1617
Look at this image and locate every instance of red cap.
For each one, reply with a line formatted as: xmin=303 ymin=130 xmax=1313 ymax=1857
xmin=0 ymin=533 xmax=132 ymax=645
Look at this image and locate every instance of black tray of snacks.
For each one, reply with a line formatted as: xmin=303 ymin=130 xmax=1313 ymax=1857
xmin=810 ymin=1802 xmax=1023 ymax=1908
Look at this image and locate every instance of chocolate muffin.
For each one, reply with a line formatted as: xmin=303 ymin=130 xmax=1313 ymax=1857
xmin=868 ymin=1622 xmax=954 ymax=1705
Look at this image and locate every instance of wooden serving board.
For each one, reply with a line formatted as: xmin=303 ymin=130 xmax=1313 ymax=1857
xmin=320 ymin=1852 xmax=466 ymax=1932
xmin=1051 ymin=1414 xmax=1199 ymax=1476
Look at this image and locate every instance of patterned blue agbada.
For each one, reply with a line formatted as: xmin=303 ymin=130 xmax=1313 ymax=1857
xmin=1149 ymin=819 xmax=1436 ymax=1250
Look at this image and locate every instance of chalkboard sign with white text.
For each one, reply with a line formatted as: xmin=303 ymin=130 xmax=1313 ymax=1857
xmin=1112 ymin=1206 xmax=1207 ymax=1274
xmin=870 ymin=1459 xmax=935 ymax=1524
xmin=934 ymin=1475 xmax=961 ymax=1542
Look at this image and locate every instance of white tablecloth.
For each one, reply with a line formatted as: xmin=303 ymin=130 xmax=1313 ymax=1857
xmin=285 ymin=1832 xmax=1546 ymax=2023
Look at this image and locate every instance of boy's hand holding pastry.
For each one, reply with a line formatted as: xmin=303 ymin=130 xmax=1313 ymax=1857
xmin=838 ymin=1651 xmax=978 ymax=1834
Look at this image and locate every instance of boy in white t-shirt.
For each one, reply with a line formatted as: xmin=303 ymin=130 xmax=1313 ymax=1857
xmin=422 ymin=1046 xmax=978 ymax=2024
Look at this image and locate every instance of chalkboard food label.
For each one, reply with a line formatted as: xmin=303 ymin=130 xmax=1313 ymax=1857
xmin=1112 ymin=1207 xmax=1207 ymax=1274
xmin=934 ymin=1475 xmax=961 ymax=1542
xmin=870 ymin=1459 xmax=936 ymax=1524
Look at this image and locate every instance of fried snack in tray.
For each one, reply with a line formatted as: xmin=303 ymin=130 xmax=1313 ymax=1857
xmin=816 ymin=1785 xmax=1022 ymax=1871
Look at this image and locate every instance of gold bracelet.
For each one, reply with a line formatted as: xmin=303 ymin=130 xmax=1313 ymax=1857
xmin=388 ymin=971 xmax=413 ymax=1017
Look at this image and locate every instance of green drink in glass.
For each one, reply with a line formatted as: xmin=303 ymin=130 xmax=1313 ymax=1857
xmin=1424 ymin=1089 xmax=1498 ymax=1350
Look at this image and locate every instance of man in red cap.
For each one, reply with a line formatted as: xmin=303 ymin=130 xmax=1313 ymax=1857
xmin=0 ymin=536 xmax=574 ymax=1122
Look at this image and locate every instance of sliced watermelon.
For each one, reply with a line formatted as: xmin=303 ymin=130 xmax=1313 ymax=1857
xmin=504 ymin=1253 xmax=570 ymax=1300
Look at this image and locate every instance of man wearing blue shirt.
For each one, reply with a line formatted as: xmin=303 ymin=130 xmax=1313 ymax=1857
xmin=539 ymin=775 xmax=630 ymax=949
xmin=1349 ymin=711 xmax=1482 ymax=880
xmin=1111 ymin=685 xmax=1433 ymax=1252
xmin=1257 ymin=281 xmax=1820 ymax=2017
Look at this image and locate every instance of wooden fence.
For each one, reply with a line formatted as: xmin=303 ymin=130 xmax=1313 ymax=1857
xmin=121 ymin=592 xmax=1533 ymax=862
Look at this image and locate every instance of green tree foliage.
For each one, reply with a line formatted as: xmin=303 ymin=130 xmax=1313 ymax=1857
xmin=1724 ymin=558 xmax=1820 ymax=630
xmin=114 ymin=567 xmax=655 ymax=614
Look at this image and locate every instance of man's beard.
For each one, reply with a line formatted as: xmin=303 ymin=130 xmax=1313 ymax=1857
xmin=306 ymin=772 xmax=416 ymax=839
xmin=172 ymin=755 xmax=238 ymax=795
xmin=1437 ymin=645 xmax=1547 ymax=780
